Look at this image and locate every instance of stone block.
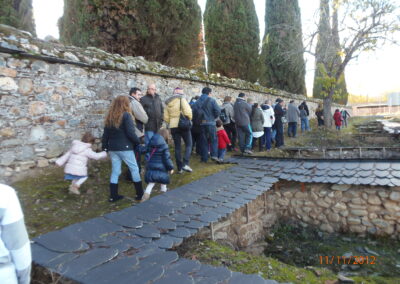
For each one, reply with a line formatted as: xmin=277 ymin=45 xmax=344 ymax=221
xmin=367 ymin=195 xmax=381 ymax=205
xmin=331 ymin=184 xmax=351 ymax=191
xmin=0 ymin=127 xmax=15 ymax=137
xmin=378 ymin=191 xmax=389 ymax=198
xmin=348 ymin=217 xmax=361 ymax=225
xmin=316 ymin=199 xmax=330 ymax=208
xmin=0 ymin=77 xmax=18 ymax=91
xmin=15 ymin=118 xmax=30 ymax=127
xmin=371 ymin=219 xmax=390 ymax=228
xmin=29 ymin=101 xmax=46 ymax=116
xmin=350 ymin=209 xmax=368 ymax=216
xmin=1 ymin=139 xmax=22 ymax=147
xmin=349 ymin=225 xmax=366 ymax=233
xmin=29 ymin=126 xmax=46 ymax=141
xmin=19 ymin=161 xmax=36 ymax=170
xmin=389 ymin=191 xmax=400 ymax=202
xmin=0 ymin=152 xmax=15 ymax=166
xmin=383 ymin=201 xmax=400 ymax=212
xmin=18 ymin=78 xmax=33 ymax=94
xmin=31 ymin=60 xmax=49 ymax=72
xmin=328 ymin=212 xmax=340 ymax=222
xmin=0 ymin=67 xmax=17 ymax=77
xmin=320 ymin=223 xmax=334 ymax=233
xmin=45 ymin=143 xmax=64 ymax=158
xmin=37 ymin=159 xmax=49 ymax=168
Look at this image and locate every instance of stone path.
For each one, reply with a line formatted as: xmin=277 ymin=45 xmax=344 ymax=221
xmin=32 ymin=165 xmax=279 ymax=284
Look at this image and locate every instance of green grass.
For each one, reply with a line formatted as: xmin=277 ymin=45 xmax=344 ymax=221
xmin=13 ymin=153 xmax=231 ymax=238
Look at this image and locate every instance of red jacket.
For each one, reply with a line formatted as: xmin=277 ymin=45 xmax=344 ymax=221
xmin=333 ymin=111 xmax=343 ymax=126
xmin=217 ymin=128 xmax=231 ymax=149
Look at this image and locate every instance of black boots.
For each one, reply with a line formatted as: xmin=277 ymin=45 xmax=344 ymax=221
xmin=133 ymin=181 xmax=144 ymax=201
xmin=109 ymin=183 xmax=124 ymax=202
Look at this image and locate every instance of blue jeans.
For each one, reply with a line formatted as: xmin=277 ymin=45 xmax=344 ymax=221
xmin=301 ymin=118 xmax=310 ymax=132
xmin=288 ymin=122 xmax=297 ymax=137
xmin=199 ymin=125 xmax=218 ymax=162
xmin=263 ymin=127 xmax=272 ymax=150
xmin=336 ymin=125 xmax=341 ymax=131
xmin=237 ymin=125 xmax=252 ymax=153
xmin=247 ymin=124 xmax=253 ymax=149
xmin=218 ymin=148 xmax=227 ymax=160
xmin=110 ymin=151 xmax=141 ymax=183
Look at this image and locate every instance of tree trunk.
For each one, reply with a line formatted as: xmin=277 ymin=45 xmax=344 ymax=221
xmin=323 ymin=97 xmax=333 ymax=128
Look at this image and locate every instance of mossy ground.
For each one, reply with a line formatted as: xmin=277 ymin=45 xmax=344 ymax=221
xmin=13 ymin=151 xmax=231 ymax=238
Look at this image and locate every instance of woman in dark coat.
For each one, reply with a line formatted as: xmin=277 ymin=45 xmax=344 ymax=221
xmin=142 ymin=129 xmax=174 ymax=202
xmin=102 ymin=96 xmax=143 ymax=202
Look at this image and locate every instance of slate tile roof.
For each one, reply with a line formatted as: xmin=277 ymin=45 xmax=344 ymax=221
xmin=229 ymin=157 xmax=400 ymax=187
xmin=32 ymin=168 xmax=279 ymax=284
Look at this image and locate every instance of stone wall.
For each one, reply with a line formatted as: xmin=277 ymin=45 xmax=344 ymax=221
xmin=196 ymin=181 xmax=400 ymax=249
xmin=0 ymin=24 xmax=349 ymax=183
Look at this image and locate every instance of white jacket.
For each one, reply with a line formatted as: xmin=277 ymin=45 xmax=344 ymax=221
xmin=262 ymin=106 xmax=275 ymax=128
xmin=0 ymin=184 xmax=31 ymax=284
xmin=56 ymin=140 xmax=107 ymax=176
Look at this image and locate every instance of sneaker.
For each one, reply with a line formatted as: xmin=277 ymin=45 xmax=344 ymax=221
xmin=211 ymin=156 xmax=219 ymax=162
xmin=69 ymin=184 xmax=80 ymax=195
xmin=178 ymin=170 xmax=183 ymax=174
xmin=244 ymin=149 xmax=253 ymax=155
xmin=141 ymin=193 xmax=150 ymax=202
xmin=182 ymin=165 xmax=193 ymax=172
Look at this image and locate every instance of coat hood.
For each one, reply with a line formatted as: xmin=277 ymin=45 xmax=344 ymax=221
xmin=165 ymin=94 xmax=183 ymax=105
xmin=148 ymin=134 xmax=168 ymax=149
xmin=71 ymin=140 xmax=91 ymax=154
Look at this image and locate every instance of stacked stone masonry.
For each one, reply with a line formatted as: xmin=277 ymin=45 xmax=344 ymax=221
xmin=0 ymin=24 xmax=349 ymax=183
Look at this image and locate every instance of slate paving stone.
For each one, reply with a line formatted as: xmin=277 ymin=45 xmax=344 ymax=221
xmin=34 ymin=231 xmax=89 ymax=253
xmin=171 ymin=214 xmax=191 ymax=223
xmin=166 ymin=258 xmax=202 ymax=275
xmin=193 ymin=264 xmax=232 ymax=284
xmin=101 ymin=235 xmax=122 ymax=246
xmin=103 ymin=211 xmax=143 ymax=229
xmin=326 ymin=177 xmax=341 ymax=184
xmin=229 ymin=197 xmax=248 ymax=206
xmin=359 ymin=170 xmax=373 ymax=178
xmin=391 ymin=163 xmax=400 ymax=171
xmin=134 ymin=224 xmax=161 ymax=239
xmin=208 ymin=206 xmax=233 ymax=216
xmin=376 ymin=162 xmax=391 ymax=170
xmin=391 ymin=170 xmax=400 ymax=178
xmin=196 ymin=199 xmax=220 ymax=208
xmin=140 ymin=251 xmax=179 ymax=267
xmin=341 ymin=177 xmax=357 ymax=184
xmin=31 ymin=243 xmax=62 ymax=266
xmin=169 ymin=227 xmax=192 ymax=238
xmin=376 ymin=178 xmax=391 ymax=186
xmin=152 ymin=218 xmax=177 ymax=231
xmin=390 ymin=178 xmax=400 ymax=186
xmin=61 ymin=248 xmax=119 ymax=276
xmin=153 ymin=235 xmax=183 ymax=249
xmin=198 ymin=211 xmax=221 ymax=223
xmin=221 ymin=202 xmax=241 ymax=209
xmin=374 ymin=170 xmax=390 ymax=178
xmin=184 ymin=220 xmax=208 ymax=230
xmin=345 ymin=162 xmax=360 ymax=170
xmin=151 ymin=195 xmax=189 ymax=210
xmin=46 ymin=252 xmax=79 ymax=273
xmin=77 ymin=256 xmax=139 ymax=284
xmin=237 ymin=192 xmax=259 ymax=200
xmin=360 ymin=176 xmax=375 ymax=185
xmin=135 ymin=201 xmax=176 ymax=216
xmin=123 ymin=237 xmax=148 ymax=249
xmin=180 ymin=205 xmax=206 ymax=216
xmin=154 ymin=271 xmax=194 ymax=284
xmin=208 ymin=194 xmax=229 ymax=202
xmin=115 ymin=263 xmax=166 ymax=284
xmin=215 ymin=191 xmax=238 ymax=199
xmin=227 ymin=272 xmax=272 ymax=284
xmin=360 ymin=163 xmax=374 ymax=170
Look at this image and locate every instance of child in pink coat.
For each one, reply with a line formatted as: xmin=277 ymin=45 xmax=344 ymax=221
xmin=56 ymin=133 xmax=107 ymax=194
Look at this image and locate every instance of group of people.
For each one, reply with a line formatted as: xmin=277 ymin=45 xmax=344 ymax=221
xmin=56 ymin=85 xmax=352 ymax=204
xmin=315 ymin=104 xmax=351 ymax=131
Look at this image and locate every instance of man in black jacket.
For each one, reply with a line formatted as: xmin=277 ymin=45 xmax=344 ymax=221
xmin=274 ymin=98 xmax=285 ymax=148
xmin=140 ymin=84 xmax=164 ymax=145
xmin=233 ymin=93 xmax=253 ymax=154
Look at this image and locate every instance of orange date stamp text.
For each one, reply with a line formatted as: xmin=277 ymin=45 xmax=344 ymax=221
xmin=319 ymin=255 xmax=377 ymax=265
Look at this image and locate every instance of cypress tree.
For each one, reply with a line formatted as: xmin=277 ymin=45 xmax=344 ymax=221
xmin=260 ymin=0 xmax=306 ymax=94
xmin=204 ymin=0 xmax=260 ymax=82
xmin=59 ymin=0 xmax=202 ymax=69
xmin=313 ymin=0 xmax=348 ymax=104
xmin=0 ymin=0 xmax=36 ymax=36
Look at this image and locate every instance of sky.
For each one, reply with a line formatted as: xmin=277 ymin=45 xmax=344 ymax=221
xmin=32 ymin=0 xmax=400 ymax=99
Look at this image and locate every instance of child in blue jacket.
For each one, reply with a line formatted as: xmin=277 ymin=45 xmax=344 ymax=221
xmin=142 ymin=128 xmax=174 ymax=202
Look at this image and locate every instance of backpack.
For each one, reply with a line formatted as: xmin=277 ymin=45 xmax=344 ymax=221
xmin=193 ymin=98 xmax=211 ymax=126
xmin=219 ymin=108 xmax=228 ymax=123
